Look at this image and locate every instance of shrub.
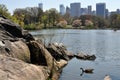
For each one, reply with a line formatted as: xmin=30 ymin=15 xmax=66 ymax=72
xmin=85 ymin=20 xmax=94 ymax=29
xmin=72 ymin=19 xmax=82 ymax=27
xmin=56 ymin=20 xmax=67 ymax=28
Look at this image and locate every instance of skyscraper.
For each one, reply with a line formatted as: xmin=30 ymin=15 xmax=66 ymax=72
xmin=80 ymin=8 xmax=88 ymax=15
xmin=38 ymin=3 xmax=43 ymax=10
xmin=96 ymin=3 xmax=106 ymax=18
xmin=88 ymin=5 xmax=92 ymax=15
xmin=60 ymin=4 xmax=65 ymax=15
xmin=66 ymin=6 xmax=70 ymax=14
xmin=105 ymin=9 xmax=109 ymax=18
xmin=70 ymin=3 xmax=81 ymax=17
xmin=116 ymin=9 xmax=120 ymax=14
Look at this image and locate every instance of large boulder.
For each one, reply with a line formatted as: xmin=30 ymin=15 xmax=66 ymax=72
xmin=75 ymin=52 xmax=96 ymax=60
xmin=27 ymin=41 xmax=57 ymax=68
xmin=27 ymin=41 xmax=68 ymax=79
xmin=0 ymin=16 xmax=33 ymax=62
xmin=0 ymin=29 xmax=30 ymax=62
xmin=0 ymin=55 xmax=49 ymax=80
xmin=7 ymin=40 xmax=30 ymax=62
xmin=0 ymin=16 xmax=23 ymax=38
xmin=47 ymin=43 xmax=69 ymax=61
xmin=46 ymin=43 xmax=74 ymax=61
xmin=0 ymin=16 xmax=34 ymax=41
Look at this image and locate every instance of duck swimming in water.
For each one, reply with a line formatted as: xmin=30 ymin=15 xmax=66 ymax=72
xmin=80 ymin=68 xmax=94 ymax=73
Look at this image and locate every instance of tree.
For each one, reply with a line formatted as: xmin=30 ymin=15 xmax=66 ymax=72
xmin=37 ymin=8 xmax=43 ymax=23
xmin=109 ymin=14 xmax=120 ymax=29
xmin=13 ymin=7 xmax=41 ymax=26
xmin=13 ymin=9 xmax=26 ymax=26
xmin=0 ymin=4 xmax=10 ymax=18
xmin=42 ymin=12 xmax=48 ymax=28
xmin=72 ymin=19 xmax=82 ymax=28
xmin=63 ymin=13 xmax=73 ymax=25
xmin=57 ymin=20 xmax=67 ymax=28
xmin=85 ymin=20 xmax=94 ymax=29
xmin=79 ymin=15 xmax=92 ymax=26
xmin=48 ymin=8 xmax=60 ymax=26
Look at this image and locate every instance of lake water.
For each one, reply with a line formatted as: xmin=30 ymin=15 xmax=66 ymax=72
xmin=30 ymin=29 xmax=120 ymax=80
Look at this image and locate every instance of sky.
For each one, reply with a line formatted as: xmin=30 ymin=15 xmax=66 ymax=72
xmin=0 ymin=0 xmax=120 ymax=14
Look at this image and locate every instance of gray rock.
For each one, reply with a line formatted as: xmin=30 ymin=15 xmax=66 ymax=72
xmin=0 ymin=17 xmax=34 ymax=42
xmin=0 ymin=17 xmax=23 ymax=38
xmin=75 ymin=52 xmax=96 ymax=60
xmin=46 ymin=43 xmax=70 ymax=61
xmin=0 ymin=16 xmax=70 ymax=80
xmin=0 ymin=55 xmax=48 ymax=80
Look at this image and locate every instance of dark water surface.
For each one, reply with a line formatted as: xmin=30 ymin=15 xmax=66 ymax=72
xmin=30 ymin=29 xmax=120 ymax=80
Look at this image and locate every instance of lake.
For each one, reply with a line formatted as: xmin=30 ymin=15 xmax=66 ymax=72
xmin=30 ymin=29 xmax=120 ymax=80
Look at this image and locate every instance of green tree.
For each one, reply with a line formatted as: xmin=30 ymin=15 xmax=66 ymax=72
xmin=37 ymin=8 xmax=43 ymax=23
xmin=0 ymin=4 xmax=11 ymax=18
xmin=48 ymin=8 xmax=60 ymax=26
xmin=13 ymin=9 xmax=26 ymax=26
xmin=42 ymin=13 xmax=48 ymax=28
xmin=79 ymin=15 xmax=92 ymax=26
xmin=109 ymin=14 xmax=120 ymax=29
xmin=63 ymin=13 xmax=73 ymax=25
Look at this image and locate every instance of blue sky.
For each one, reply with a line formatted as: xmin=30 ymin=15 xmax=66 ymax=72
xmin=0 ymin=0 xmax=120 ymax=14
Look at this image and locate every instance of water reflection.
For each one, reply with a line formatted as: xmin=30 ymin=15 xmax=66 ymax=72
xmin=30 ymin=29 xmax=120 ymax=80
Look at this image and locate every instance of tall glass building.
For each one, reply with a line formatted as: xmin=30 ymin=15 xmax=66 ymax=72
xmin=96 ymin=3 xmax=106 ymax=18
xmin=70 ymin=3 xmax=81 ymax=17
xmin=38 ymin=3 xmax=43 ymax=10
xmin=88 ymin=5 xmax=92 ymax=15
xmin=60 ymin=4 xmax=65 ymax=15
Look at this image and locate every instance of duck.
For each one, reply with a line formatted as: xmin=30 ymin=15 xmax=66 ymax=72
xmin=104 ymin=75 xmax=112 ymax=80
xmin=80 ymin=68 xmax=94 ymax=73
xmin=114 ymin=28 xmax=117 ymax=32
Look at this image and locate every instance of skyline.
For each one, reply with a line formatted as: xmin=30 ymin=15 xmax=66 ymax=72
xmin=1 ymin=0 xmax=120 ymax=14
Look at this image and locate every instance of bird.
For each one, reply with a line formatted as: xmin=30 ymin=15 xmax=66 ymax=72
xmin=80 ymin=68 xmax=94 ymax=73
xmin=104 ymin=75 xmax=112 ymax=80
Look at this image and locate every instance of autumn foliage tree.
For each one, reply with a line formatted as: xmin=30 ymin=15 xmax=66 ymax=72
xmin=57 ymin=20 xmax=67 ymax=28
xmin=72 ymin=19 xmax=82 ymax=28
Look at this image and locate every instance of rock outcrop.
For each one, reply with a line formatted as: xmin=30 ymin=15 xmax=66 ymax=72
xmin=75 ymin=52 xmax=96 ymax=60
xmin=0 ymin=55 xmax=48 ymax=80
xmin=0 ymin=16 xmax=71 ymax=80
xmin=47 ymin=43 xmax=74 ymax=61
xmin=0 ymin=17 xmax=31 ymax=62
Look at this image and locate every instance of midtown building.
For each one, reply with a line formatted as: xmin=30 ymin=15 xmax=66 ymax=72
xmin=88 ymin=5 xmax=92 ymax=15
xmin=38 ymin=3 xmax=43 ymax=10
xmin=60 ymin=4 xmax=65 ymax=15
xmin=116 ymin=9 xmax=120 ymax=14
xmin=92 ymin=11 xmax=96 ymax=15
xmin=105 ymin=9 xmax=109 ymax=18
xmin=80 ymin=8 xmax=88 ymax=15
xmin=66 ymin=6 xmax=70 ymax=14
xmin=70 ymin=3 xmax=81 ymax=17
xmin=96 ymin=3 xmax=106 ymax=18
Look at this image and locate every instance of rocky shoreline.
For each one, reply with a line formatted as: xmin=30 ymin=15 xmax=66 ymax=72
xmin=0 ymin=16 xmax=74 ymax=80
